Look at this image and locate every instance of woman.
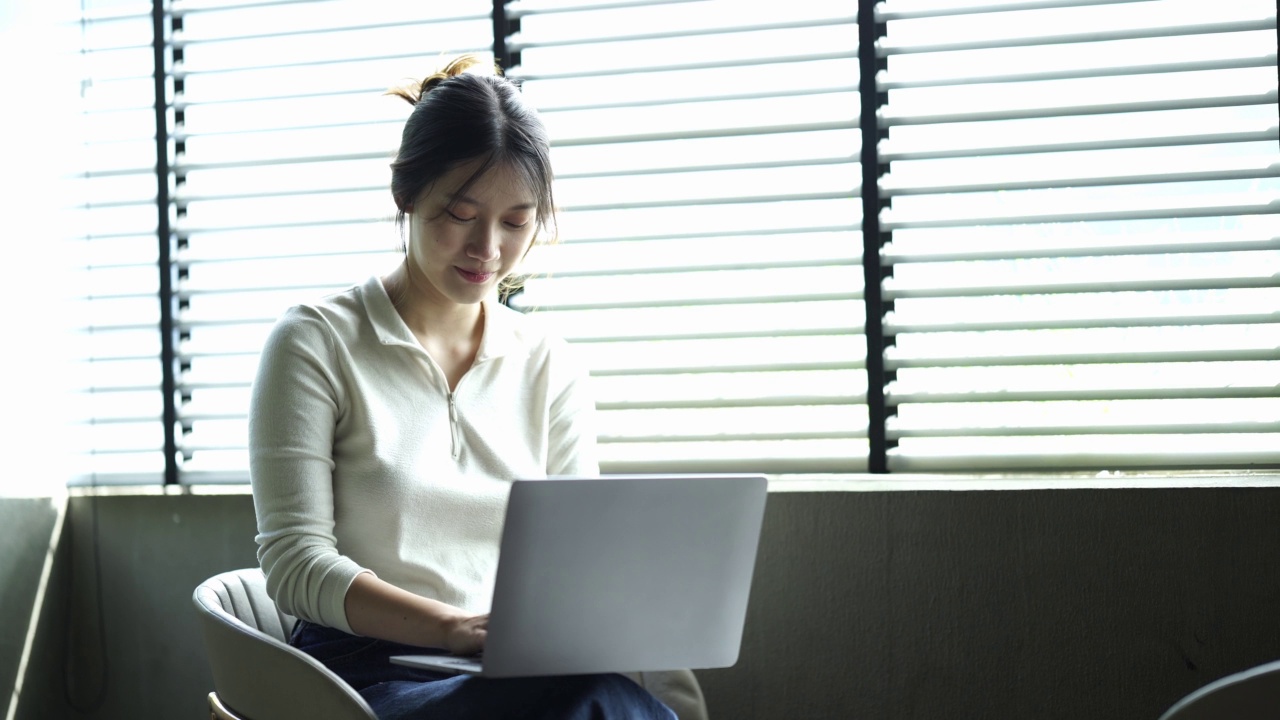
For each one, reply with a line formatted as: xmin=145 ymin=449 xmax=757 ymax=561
xmin=248 ymin=55 xmax=677 ymax=719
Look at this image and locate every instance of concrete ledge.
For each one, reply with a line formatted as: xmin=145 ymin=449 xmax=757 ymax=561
xmin=768 ymin=472 xmax=1280 ymax=492
xmin=70 ymin=471 xmax=1280 ymax=498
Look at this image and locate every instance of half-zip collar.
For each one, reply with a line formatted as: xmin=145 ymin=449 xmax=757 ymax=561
xmin=361 ymin=273 xmax=527 ymax=462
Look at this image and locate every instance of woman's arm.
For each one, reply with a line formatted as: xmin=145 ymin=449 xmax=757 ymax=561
xmin=252 ymin=307 xmax=488 ymax=652
xmin=344 ymin=572 xmax=487 ymax=654
xmin=251 ymin=308 xmax=366 ymax=632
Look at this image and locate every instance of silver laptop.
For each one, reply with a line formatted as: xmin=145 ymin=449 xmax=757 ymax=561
xmin=390 ymin=473 xmax=767 ymax=678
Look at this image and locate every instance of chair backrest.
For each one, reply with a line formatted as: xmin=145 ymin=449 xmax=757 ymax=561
xmin=193 ymin=568 xmax=378 ymax=720
xmin=1159 ymin=658 xmax=1280 ymax=720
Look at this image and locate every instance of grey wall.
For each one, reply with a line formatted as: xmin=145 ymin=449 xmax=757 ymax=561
xmin=9 ymin=485 xmax=1280 ymax=719
xmin=16 ymin=494 xmax=258 ymax=720
xmin=697 ymin=487 xmax=1280 ymax=719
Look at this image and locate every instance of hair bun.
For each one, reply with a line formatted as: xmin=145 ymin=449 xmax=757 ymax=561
xmin=387 ymin=54 xmax=502 ymax=107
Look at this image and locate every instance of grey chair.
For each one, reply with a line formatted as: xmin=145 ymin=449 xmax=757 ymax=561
xmin=194 ymin=568 xmax=709 ymax=720
xmin=1159 ymin=658 xmax=1280 ymax=719
xmin=194 ymin=568 xmax=378 ymax=719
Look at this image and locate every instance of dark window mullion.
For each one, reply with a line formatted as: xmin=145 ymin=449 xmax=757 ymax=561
xmin=859 ymin=0 xmax=892 ymax=473
xmin=493 ymin=0 xmax=520 ymax=72
xmin=152 ymin=0 xmax=179 ymax=485
xmin=493 ymin=0 xmax=523 ymax=308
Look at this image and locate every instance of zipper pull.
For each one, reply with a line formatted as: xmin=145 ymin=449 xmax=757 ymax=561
xmin=447 ymin=392 xmax=460 ymax=460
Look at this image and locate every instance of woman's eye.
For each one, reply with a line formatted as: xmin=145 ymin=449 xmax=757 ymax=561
xmin=447 ymin=211 xmax=476 ymax=223
xmin=505 ymin=220 xmax=530 ymax=229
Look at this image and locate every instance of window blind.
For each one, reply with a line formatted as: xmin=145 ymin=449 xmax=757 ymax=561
xmin=505 ymin=0 xmax=869 ymax=473
xmin=876 ymin=0 xmax=1280 ymax=471
xmin=72 ymin=0 xmax=1280 ymax=484
xmin=72 ymin=2 xmax=167 ymax=484
xmin=168 ymin=0 xmax=495 ymax=482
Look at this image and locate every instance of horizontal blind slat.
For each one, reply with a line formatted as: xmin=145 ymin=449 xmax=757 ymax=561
xmin=881 ymin=163 xmax=1280 ymax=196
xmin=886 ymin=349 xmax=1280 ymax=369
xmin=880 ymin=54 xmax=1277 ymax=90
xmin=172 ymin=13 xmax=489 ymax=46
xmin=881 ymin=199 xmax=1280 ymax=230
xmin=879 ymin=18 xmax=1276 ymax=56
xmin=509 ymin=19 xmax=856 ymax=52
xmin=513 ymin=51 xmax=860 ymax=82
xmin=508 ymin=0 xmax=703 ymax=19
xmin=889 ymin=422 xmax=1280 ymax=437
xmin=882 ymin=89 xmax=1279 ymax=126
xmin=882 ymin=128 xmax=1280 ymax=160
xmin=883 ymin=236 xmax=1280 ymax=262
xmin=885 ymin=312 xmax=1280 ymax=333
xmin=600 ymin=452 xmax=869 ymax=475
xmin=876 ymin=0 xmax=1145 ymax=22
xmin=884 ymin=276 xmax=1280 ymax=299
xmin=888 ymin=386 xmax=1280 ymax=403
xmin=887 ymin=449 xmax=1280 ymax=473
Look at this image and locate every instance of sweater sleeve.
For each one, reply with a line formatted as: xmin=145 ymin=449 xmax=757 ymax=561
xmin=248 ymin=307 xmax=369 ymax=634
xmin=545 ymin=338 xmax=601 ymax=477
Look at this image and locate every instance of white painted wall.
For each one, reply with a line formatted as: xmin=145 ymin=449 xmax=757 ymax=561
xmin=0 ymin=0 xmax=85 ymax=497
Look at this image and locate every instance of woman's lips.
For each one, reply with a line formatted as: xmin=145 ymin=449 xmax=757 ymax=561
xmin=455 ymin=267 xmax=494 ymax=284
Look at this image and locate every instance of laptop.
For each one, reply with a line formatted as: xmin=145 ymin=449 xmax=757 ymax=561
xmin=390 ymin=473 xmax=768 ymax=678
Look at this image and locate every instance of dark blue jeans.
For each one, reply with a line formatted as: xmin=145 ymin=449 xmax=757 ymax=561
xmin=289 ymin=620 xmax=677 ymax=720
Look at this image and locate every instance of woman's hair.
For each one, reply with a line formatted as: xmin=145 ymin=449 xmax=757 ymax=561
xmin=386 ymin=55 xmax=555 ymax=301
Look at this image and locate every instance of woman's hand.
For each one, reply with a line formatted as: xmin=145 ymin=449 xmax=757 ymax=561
xmin=443 ymin=613 xmax=488 ymax=656
xmin=345 ymin=573 xmax=489 ymax=652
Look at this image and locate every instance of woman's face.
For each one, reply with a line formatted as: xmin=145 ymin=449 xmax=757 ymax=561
xmin=405 ymin=160 xmax=539 ymax=308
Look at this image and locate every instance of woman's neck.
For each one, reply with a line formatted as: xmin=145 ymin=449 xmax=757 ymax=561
xmin=382 ymin=262 xmax=486 ymax=377
xmin=385 ymin=262 xmax=480 ymax=334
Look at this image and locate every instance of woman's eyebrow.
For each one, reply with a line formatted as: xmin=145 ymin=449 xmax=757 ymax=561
xmin=446 ymin=193 xmax=535 ymax=211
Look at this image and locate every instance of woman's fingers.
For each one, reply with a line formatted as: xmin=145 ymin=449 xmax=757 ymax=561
xmin=448 ymin=613 xmax=489 ymax=655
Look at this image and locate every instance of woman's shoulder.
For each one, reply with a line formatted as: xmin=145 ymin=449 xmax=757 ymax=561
xmin=489 ymin=301 xmax=570 ymax=356
xmin=267 ymin=283 xmax=368 ymax=347
xmin=487 ymin=303 xmax=593 ymax=388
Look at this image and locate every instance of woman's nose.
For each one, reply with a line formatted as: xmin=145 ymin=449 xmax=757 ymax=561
xmin=467 ymin=224 xmax=500 ymax=262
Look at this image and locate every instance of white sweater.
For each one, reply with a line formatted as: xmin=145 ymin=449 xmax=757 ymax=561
xmin=249 ymin=275 xmax=599 ymax=635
